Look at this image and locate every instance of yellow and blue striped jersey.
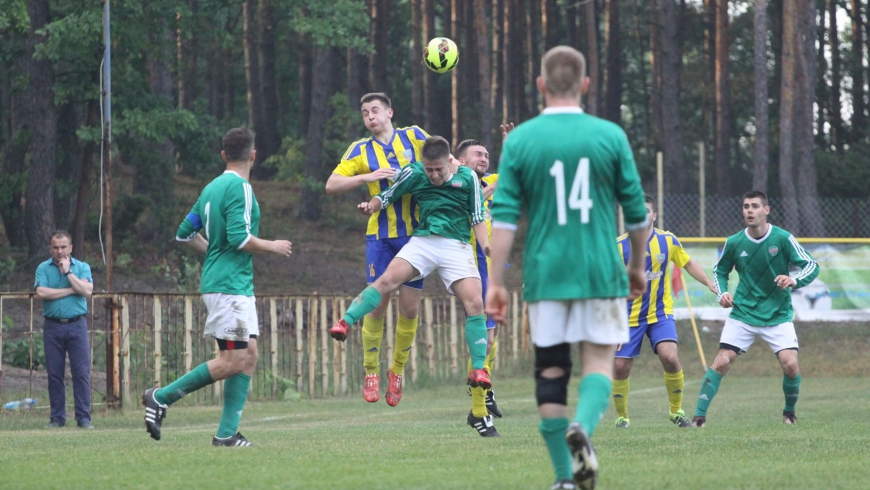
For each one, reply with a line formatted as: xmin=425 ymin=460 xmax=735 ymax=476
xmin=333 ymin=126 xmax=429 ymax=239
xmin=470 ymin=173 xmax=498 ymax=272
xmin=616 ymin=228 xmax=690 ymax=326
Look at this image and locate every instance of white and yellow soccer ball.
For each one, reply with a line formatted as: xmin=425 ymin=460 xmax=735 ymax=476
xmin=423 ymin=37 xmax=459 ymax=74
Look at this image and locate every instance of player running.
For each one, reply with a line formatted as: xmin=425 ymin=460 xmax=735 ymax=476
xmin=325 ymin=93 xmax=429 ymax=407
xmin=692 ymin=190 xmax=819 ymax=427
xmin=143 ymin=127 xmax=292 ymax=446
xmin=329 ymin=136 xmax=493 ymax=393
xmin=486 ymin=46 xmax=648 ymax=490
xmin=612 ymin=194 xmax=716 ymax=429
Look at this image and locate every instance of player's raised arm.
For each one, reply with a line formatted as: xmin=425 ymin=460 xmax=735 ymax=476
xmin=376 ymin=164 xmax=416 ymax=208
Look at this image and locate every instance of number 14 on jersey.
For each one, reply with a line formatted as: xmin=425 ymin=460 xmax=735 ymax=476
xmin=549 ymin=158 xmax=593 ymax=225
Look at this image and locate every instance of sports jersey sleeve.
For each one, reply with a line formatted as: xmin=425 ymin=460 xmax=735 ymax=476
xmin=175 ymin=197 xmax=203 ymax=242
xmin=467 ymin=170 xmax=485 ymax=225
xmin=713 ymin=238 xmax=734 ymax=299
xmin=226 ymin=181 xmax=255 ymax=249
xmin=785 ymin=234 xmax=819 ymax=289
xmin=333 ymin=142 xmax=367 ymax=177
xmin=377 ymin=165 xmax=415 ymax=208
xmin=613 ymin=130 xmax=647 ymax=230
xmin=490 ymin=140 xmax=521 ymax=228
xmin=669 ymin=236 xmax=691 ymax=268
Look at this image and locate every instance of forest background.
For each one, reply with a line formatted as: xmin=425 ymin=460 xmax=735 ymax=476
xmin=1 ymin=0 xmax=869 ymax=293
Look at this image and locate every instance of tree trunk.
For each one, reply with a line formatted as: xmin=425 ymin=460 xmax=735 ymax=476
xmin=299 ymin=31 xmax=314 ymax=137
xmin=753 ymin=0 xmax=770 ymax=193
xmin=779 ymin=0 xmax=800 ymax=234
xmin=851 ymin=0 xmax=866 ymax=138
xmin=796 ymin=0 xmax=824 ymax=235
xmin=1 ymin=89 xmax=29 ymax=249
xmin=714 ymin=0 xmax=731 ymax=196
xmin=474 ymin=0 xmax=493 ymax=149
xmin=584 ymin=0 xmax=600 ymax=116
xmin=369 ymin=0 xmax=389 ymax=91
xmin=828 ymin=0 xmax=842 ymax=151
xmin=257 ymin=0 xmax=280 ymax=165
xmin=423 ymin=0 xmax=439 ymax=131
xmin=491 ymin=0 xmax=503 ymax=126
xmin=633 ymin=1 xmax=652 ymax=157
xmin=526 ymin=0 xmax=540 ymax=117
xmin=541 ymin=0 xmax=558 ymax=50
xmin=243 ymin=1 xmax=263 ymax=149
xmin=649 ymin=0 xmax=664 ymax=154
xmin=411 ymin=0 xmax=425 ymax=125
xmin=71 ymin=99 xmax=100 ymax=256
xmin=55 ymin=102 xmax=81 ymax=230
xmin=816 ymin=4 xmax=827 ymax=148
xmin=704 ymin=0 xmax=716 ymax=170
xmin=659 ymin=0 xmax=686 ymax=194
xmin=298 ymin=47 xmax=340 ymax=221
xmin=604 ymin=0 xmax=622 ymax=123
xmin=502 ymin=0 xmax=513 ymax=123
xmin=452 ymin=0 xmax=461 ymax=145
xmin=24 ymin=0 xmax=57 ymax=260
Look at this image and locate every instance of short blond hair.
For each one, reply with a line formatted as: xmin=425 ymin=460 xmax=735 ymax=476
xmin=541 ymin=46 xmax=586 ymax=97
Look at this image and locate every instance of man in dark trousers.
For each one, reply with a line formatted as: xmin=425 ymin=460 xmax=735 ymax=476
xmin=34 ymin=231 xmax=94 ymax=429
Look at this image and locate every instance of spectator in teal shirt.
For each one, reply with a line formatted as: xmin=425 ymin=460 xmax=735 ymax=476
xmin=34 ymin=231 xmax=94 ymax=429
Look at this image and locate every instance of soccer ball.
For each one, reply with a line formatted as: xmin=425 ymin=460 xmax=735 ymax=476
xmin=423 ymin=37 xmax=459 ymax=74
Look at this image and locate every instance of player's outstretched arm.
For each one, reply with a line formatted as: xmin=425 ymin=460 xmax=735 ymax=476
xmin=358 ymin=197 xmax=383 ymax=216
xmin=180 ymin=233 xmax=208 ymax=255
xmin=471 ymin=221 xmax=490 ymax=256
xmin=325 ymin=169 xmax=397 ymax=194
xmin=683 ymin=259 xmax=716 ymax=294
xmin=485 ymin=226 xmax=514 ymax=324
xmin=626 ymin=228 xmax=648 ymax=300
xmin=241 ymin=236 xmax=292 ymax=257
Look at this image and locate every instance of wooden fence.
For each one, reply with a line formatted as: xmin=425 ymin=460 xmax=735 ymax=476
xmin=0 ymin=292 xmax=530 ymax=408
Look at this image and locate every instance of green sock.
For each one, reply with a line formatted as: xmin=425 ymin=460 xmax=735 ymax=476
xmin=215 ymin=373 xmax=251 ymax=438
xmin=344 ymin=287 xmax=383 ymax=325
xmin=574 ymin=373 xmax=611 ymax=437
xmin=539 ymin=417 xmax=573 ymax=481
xmin=155 ymin=362 xmax=214 ymax=406
xmin=783 ymin=373 xmax=801 ymax=412
xmin=465 ymin=315 xmax=487 ymax=369
xmin=694 ymin=368 xmax=723 ymax=417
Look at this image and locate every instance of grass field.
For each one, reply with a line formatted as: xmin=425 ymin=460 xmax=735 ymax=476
xmin=2 ymin=372 xmax=869 ymax=490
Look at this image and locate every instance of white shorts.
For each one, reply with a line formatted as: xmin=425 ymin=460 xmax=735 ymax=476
xmin=395 ymin=235 xmax=480 ymax=294
xmin=202 ymin=293 xmax=259 ymax=342
xmin=528 ymin=298 xmax=629 ymax=348
xmin=720 ymin=317 xmax=799 ymax=354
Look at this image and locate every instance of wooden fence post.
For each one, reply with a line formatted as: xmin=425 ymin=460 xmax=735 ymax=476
xmin=153 ymin=297 xmax=162 ymax=387
xmin=511 ymin=291 xmax=519 ymax=359
xmin=270 ymin=298 xmax=279 ymax=397
xmin=449 ymin=296 xmax=458 ymax=377
xmin=121 ymin=295 xmax=131 ymax=409
xmin=183 ymin=297 xmax=193 ymax=373
xmin=425 ymin=298 xmax=435 ymax=378
xmin=295 ymin=298 xmax=304 ymax=394
xmin=339 ymin=299 xmax=348 ymax=395
xmin=320 ymin=298 xmax=328 ymax=396
xmin=308 ymin=298 xmax=318 ymax=397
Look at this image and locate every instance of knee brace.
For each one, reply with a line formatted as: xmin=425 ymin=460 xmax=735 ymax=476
xmin=534 ymin=343 xmax=572 ymax=406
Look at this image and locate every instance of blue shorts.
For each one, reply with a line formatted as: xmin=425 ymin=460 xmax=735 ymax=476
xmin=366 ymin=237 xmax=424 ymax=290
xmin=615 ymin=317 xmax=678 ymax=358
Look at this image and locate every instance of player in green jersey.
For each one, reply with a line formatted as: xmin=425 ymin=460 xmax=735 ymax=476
xmin=486 ymin=46 xmax=648 ymax=490
xmin=143 ymin=128 xmax=293 ymax=446
xmin=692 ymin=190 xmax=819 ymax=428
xmin=329 ymin=136 xmax=494 ymax=392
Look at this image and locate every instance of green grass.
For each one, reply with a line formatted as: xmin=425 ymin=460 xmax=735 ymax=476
xmin=1 ymin=374 xmax=868 ymax=489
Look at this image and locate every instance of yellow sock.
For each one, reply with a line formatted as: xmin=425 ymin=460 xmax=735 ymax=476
xmin=485 ymin=336 xmax=498 ymax=374
xmin=391 ymin=315 xmax=418 ymax=375
xmin=362 ymin=315 xmax=385 ymax=375
xmin=663 ymin=369 xmax=684 ymax=414
xmin=612 ymin=377 xmax=630 ymax=419
xmin=471 ymin=386 xmax=488 ymax=417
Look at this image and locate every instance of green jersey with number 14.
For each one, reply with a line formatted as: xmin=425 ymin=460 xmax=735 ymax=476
xmin=492 ymin=107 xmax=648 ymax=302
xmin=714 ymin=225 xmax=819 ymax=326
xmin=176 ymin=171 xmax=261 ymax=296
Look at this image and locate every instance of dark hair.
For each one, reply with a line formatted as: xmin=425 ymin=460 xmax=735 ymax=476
xmin=223 ymin=127 xmax=255 ymax=162
xmin=455 ymin=139 xmax=484 ymax=159
xmin=51 ymin=230 xmax=72 ymax=243
xmin=421 ymin=136 xmax=451 ymax=162
xmin=541 ymin=46 xmax=586 ymax=97
xmin=360 ymin=92 xmax=392 ymax=109
xmin=644 ymin=194 xmax=656 ymax=209
xmin=742 ymin=190 xmax=768 ymax=206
